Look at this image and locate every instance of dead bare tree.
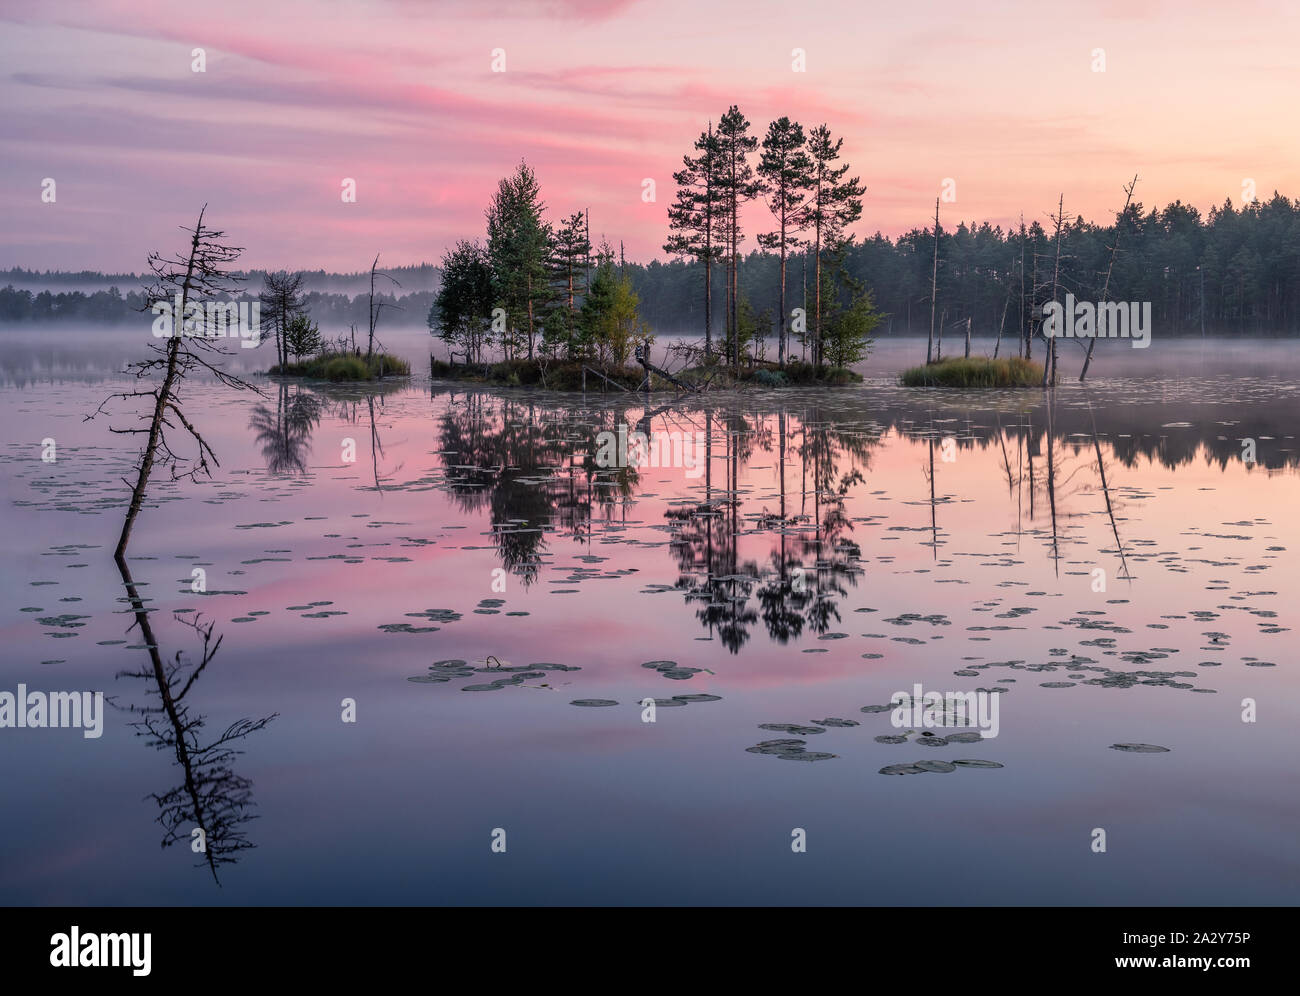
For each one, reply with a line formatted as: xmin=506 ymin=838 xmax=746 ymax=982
xmin=367 ymin=253 xmax=402 ymax=363
xmin=1080 ymin=174 xmax=1139 ymax=383
xmin=1041 ymin=194 xmax=1069 ymax=388
xmin=926 ymin=197 xmax=940 ymax=364
xmin=993 ymin=277 xmax=1013 ymax=358
xmin=89 ymin=206 xmax=260 ymax=559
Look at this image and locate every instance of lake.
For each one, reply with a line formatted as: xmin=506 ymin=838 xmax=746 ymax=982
xmin=0 ymin=327 xmax=1296 ymax=905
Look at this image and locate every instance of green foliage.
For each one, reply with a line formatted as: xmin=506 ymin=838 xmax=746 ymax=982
xmin=19 ymin=193 xmax=1300 ymax=338
xmin=899 ymin=356 xmax=1042 ymax=387
xmin=283 ymin=313 xmax=321 ymax=362
xmin=812 ymin=237 xmax=880 ymax=368
xmin=721 ymin=295 xmax=769 ymax=363
xmin=822 ymin=284 xmax=882 ymax=368
xmin=486 ymin=161 xmax=552 ymax=358
xmin=430 ymin=239 xmax=493 ymax=362
xmin=578 ymin=249 xmax=652 ymax=367
xmin=320 ymin=355 xmax=370 ymax=381
xmin=778 ymin=361 xmax=861 ymax=385
xmin=579 ymin=251 xmax=616 ymax=360
xmin=544 ymin=211 xmax=591 ymax=358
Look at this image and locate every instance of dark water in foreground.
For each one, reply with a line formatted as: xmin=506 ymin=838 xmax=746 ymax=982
xmin=0 ymin=330 xmax=1296 ymax=905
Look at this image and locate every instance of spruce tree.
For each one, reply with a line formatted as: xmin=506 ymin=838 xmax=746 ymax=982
xmin=486 ymin=160 xmax=551 ymax=360
xmin=547 ymin=210 xmax=591 ymax=358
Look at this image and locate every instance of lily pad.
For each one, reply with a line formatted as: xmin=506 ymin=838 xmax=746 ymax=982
xmin=879 ymin=763 xmax=926 ymax=776
xmin=913 ymin=760 xmax=956 ymax=773
xmin=1109 ymin=743 xmax=1170 ymax=752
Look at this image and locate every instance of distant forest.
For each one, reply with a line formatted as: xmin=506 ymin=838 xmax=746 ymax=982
xmin=0 ymin=264 xmax=438 ymax=334
xmin=4 ymin=193 xmax=1300 ymax=335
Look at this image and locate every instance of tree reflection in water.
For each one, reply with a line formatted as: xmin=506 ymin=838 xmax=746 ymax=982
xmin=113 ymin=556 xmax=277 ymax=884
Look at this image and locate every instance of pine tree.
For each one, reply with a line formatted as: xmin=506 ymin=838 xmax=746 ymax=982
xmin=757 ymin=117 xmax=813 ymax=367
xmin=664 ymin=123 xmax=724 ymax=358
xmin=715 ymin=106 xmax=761 ymax=372
xmin=799 ymin=125 xmax=865 ymax=367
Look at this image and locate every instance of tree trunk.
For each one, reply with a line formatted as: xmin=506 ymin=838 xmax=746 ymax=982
xmin=778 ymin=225 xmax=787 ymax=368
xmin=927 ymin=198 xmax=939 ymax=365
xmin=116 ymin=224 xmax=201 ymax=557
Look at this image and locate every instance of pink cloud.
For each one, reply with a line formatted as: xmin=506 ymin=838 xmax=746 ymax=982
xmin=2 ymin=0 xmax=1298 ymax=271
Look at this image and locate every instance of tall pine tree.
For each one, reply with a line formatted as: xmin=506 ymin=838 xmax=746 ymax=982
xmin=799 ymin=125 xmax=865 ymax=367
xmin=715 ymin=106 xmax=761 ymax=371
xmin=757 ymin=117 xmax=813 ymax=368
xmin=664 ymin=123 xmax=724 ymax=358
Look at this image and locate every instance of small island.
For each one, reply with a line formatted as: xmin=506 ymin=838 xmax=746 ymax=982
xmin=260 ymin=263 xmax=409 ymax=382
xmin=900 ymin=356 xmax=1041 ymax=388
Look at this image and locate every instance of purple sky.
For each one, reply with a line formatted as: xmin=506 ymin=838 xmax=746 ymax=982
xmin=2 ymin=0 xmax=1296 ymax=272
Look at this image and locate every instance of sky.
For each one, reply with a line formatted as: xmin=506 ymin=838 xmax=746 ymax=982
xmin=1 ymin=0 xmax=1297 ymax=272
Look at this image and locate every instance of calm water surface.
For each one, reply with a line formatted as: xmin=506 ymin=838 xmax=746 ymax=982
xmin=1 ymin=329 xmax=1296 ymax=905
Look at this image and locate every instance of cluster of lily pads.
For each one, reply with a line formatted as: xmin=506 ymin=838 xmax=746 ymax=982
xmin=949 ymin=654 xmax=1218 ymax=693
xmin=640 ymin=659 xmax=709 ymax=680
xmin=744 ymin=701 xmax=1008 ymax=773
xmin=407 ymin=657 xmax=581 ymax=689
xmin=571 ymin=693 xmax=723 ymax=708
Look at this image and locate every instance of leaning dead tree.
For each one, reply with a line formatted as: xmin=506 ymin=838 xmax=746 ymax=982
xmin=89 ymin=206 xmax=259 ymax=558
xmin=1079 ymin=174 xmax=1139 ymax=383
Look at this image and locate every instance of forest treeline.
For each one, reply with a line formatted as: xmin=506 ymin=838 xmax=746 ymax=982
xmin=6 ymin=192 xmax=1300 ymax=337
xmin=637 ymin=190 xmax=1300 ymax=338
xmin=0 ymin=283 xmax=434 ymax=330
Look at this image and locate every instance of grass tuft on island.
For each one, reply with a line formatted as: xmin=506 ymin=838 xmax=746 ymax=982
xmin=270 ymin=353 xmax=410 ymax=381
xmin=899 ymin=356 xmax=1042 ymax=388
